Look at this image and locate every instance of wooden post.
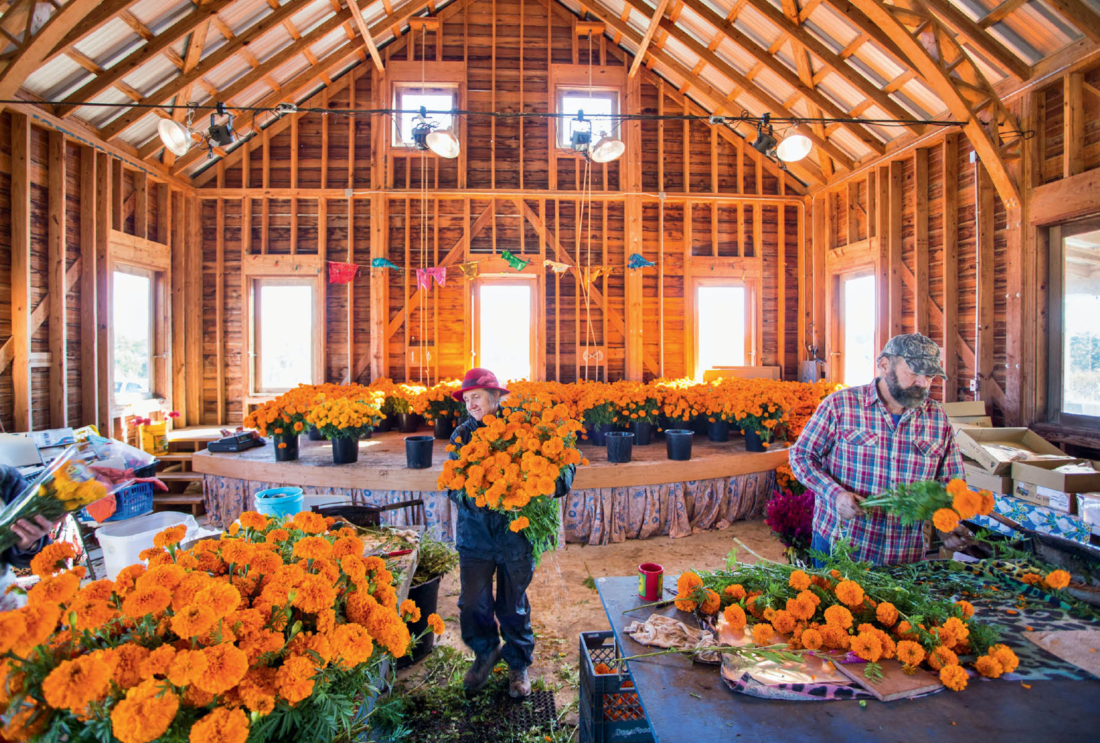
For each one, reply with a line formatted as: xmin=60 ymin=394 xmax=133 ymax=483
xmin=888 ymin=159 xmax=903 ymax=338
xmin=942 ymin=135 xmax=959 ymax=402
xmin=812 ymin=194 xmax=826 ymax=367
xmin=157 ymin=183 xmax=169 ymax=245
xmin=754 ymin=203 xmax=763 ymax=365
xmin=48 ymin=131 xmax=68 ymax=428
xmin=683 ymin=202 xmax=694 ymax=378
xmin=1064 ymin=72 xmax=1083 ymax=179
xmin=186 ymin=196 xmax=202 ymax=423
xmin=846 ymin=181 xmax=859 ymax=244
xmin=134 ymin=171 xmax=148 ymax=240
xmin=111 ymin=159 xmax=123 ymax=231
xmin=874 ymin=167 xmax=890 ymax=354
xmin=977 ymin=164 xmax=995 ymax=405
xmin=171 ymin=191 xmax=187 ymax=419
xmin=80 ymin=146 xmax=98 ymax=425
xmin=914 ymin=148 xmax=929 ymax=335
xmin=778 ymin=204 xmax=786 ymax=378
xmin=11 ymin=113 xmax=31 ymax=431
xmin=369 ymin=195 xmax=389 ymax=380
xmin=215 ymin=197 xmax=226 ymax=423
xmin=96 ymin=154 xmax=112 ymax=433
xmin=624 ymin=67 xmax=644 ymax=381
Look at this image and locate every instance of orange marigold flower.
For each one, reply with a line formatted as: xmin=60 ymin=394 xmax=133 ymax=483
xmin=139 ymin=645 xmax=177 ymax=681
xmin=676 ymin=571 xmax=703 ymax=595
xmin=955 ymin=600 xmax=975 ymax=619
xmin=723 ymin=584 xmax=746 ymax=600
xmin=122 ymin=586 xmax=172 ymax=619
xmin=699 ymin=589 xmax=721 ymax=615
xmin=166 ymin=650 xmax=208 ymax=688
xmin=332 ymin=623 xmax=375 ymax=669
xmin=332 ymin=536 xmax=365 ymax=560
xmin=940 ymin=664 xmax=968 ymax=691
xmin=932 ymin=508 xmax=961 ymax=533
xmin=238 ymin=511 xmax=268 ymax=531
xmin=194 ymin=644 xmax=249 ymax=695
xmin=723 ymin=604 xmax=747 ymax=631
xmin=875 ymin=602 xmax=899 ymax=627
xmin=896 ymin=640 xmax=925 ymax=668
xmin=30 ymin=542 xmax=76 ymax=578
xmin=942 ymin=617 xmax=969 ymax=643
xmin=771 ymin=609 xmax=796 ymax=635
xmin=800 ymin=628 xmax=824 ymax=651
xmin=977 ymin=489 xmax=995 ymax=516
xmin=291 ymin=511 xmax=327 ymax=535
xmin=110 ymin=679 xmax=180 ymax=743
xmin=927 ymin=646 xmax=959 ymax=671
xmin=292 ymin=573 xmax=337 ymax=615
xmin=266 ymin=529 xmax=290 ymax=544
xmin=751 ymin=622 xmax=775 ymax=646
xmin=275 ymin=656 xmax=316 ymax=705
xmin=834 ymin=580 xmax=865 ymax=608
xmin=786 ymin=595 xmax=816 ymax=622
xmin=1044 ymin=570 xmax=1071 ymax=590
xmin=788 ymin=570 xmax=811 ymax=592
xmin=823 ymin=605 xmax=853 ymax=630
xmin=975 ymin=654 xmax=1004 ymax=678
xmin=427 ymin=613 xmax=446 ymax=635
xmin=42 ymin=655 xmax=111 ymax=712
xmin=850 ymin=632 xmax=883 ymax=663
xmin=951 ymin=488 xmax=984 ymax=521
xmin=188 ymin=707 xmax=249 ymax=743
xmin=27 ymin=571 xmax=80 ymax=606
xmin=946 ymin=479 xmax=969 ymax=499
xmin=292 ymin=536 xmax=333 ymax=562
xmin=509 ymin=517 xmax=530 ymax=532
xmin=153 ymin=525 xmax=187 ymax=549
xmin=990 ymin=644 xmax=1019 ymax=674
xmin=194 ymin=582 xmax=241 ymax=619
xmin=170 ymin=604 xmax=217 ymax=639
xmin=400 ymin=599 xmax=422 ymax=623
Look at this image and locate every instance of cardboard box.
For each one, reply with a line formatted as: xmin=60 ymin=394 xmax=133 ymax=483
xmin=944 ymin=401 xmax=987 ymax=418
xmin=963 ymin=462 xmax=1013 ymax=495
xmin=1012 ymin=480 xmax=1076 ymax=514
xmin=953 ymin=427 xmax=1074 ymax=475
xmin=1010 ymin=460 xmax=1100 ymax=494
xmin=949 ymin=416 xmax=993 ymax=430
xmin=1077 ymin=493 xmax=1100 ymax=535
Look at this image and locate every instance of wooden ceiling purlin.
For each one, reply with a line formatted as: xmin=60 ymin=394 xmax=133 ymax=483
xmin=0 ymin=0 xmax=104 ymax=107
xmin=848 ymin=0 xmax=1021 ymax=208
xmin=44 ymin=0 xmax=140 ymax=67
xmin=628 ymin=0 xmax=672 ymax=77
xmin=1040 ymin=0 xmax=1100 ymax=45
xmin=918 ymin=0 xmax=1031 ymax=80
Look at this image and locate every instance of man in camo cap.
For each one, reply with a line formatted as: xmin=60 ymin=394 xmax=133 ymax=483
xmin=789 ymin=333 xmax=972 ymax=565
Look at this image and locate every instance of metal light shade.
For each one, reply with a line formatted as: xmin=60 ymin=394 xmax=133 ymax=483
xmin=158 ymin=119 xmax=192 ymax=157
xmin=776 ymin=133 xmax=812 ymax=162
xmin=426 ymin=127 xmax=460 ymax=158
xmin=589 ymin=135 xmax=625 ymax=163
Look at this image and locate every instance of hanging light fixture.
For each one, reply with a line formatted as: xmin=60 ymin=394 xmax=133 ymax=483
xmin=157 ymin=119 xmax=193 ymax=157
xmin=751 ymin=113 xmax=777 ymax=156
xmin=411 ymin=111 xmax=433 ymax=151
xmin=207 ymin=102 xmax=235 ymax=147
xmin=426 ymin=126 xmax=460 ymax=158
xmin=589 ymin=133 xmax=625 ymax=163
xmin=776 ymin=132 xmax=812 ymax=163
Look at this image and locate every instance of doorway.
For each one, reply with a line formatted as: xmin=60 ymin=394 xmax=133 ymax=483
xmin=473 ymin=278 xmax=536 ymax=383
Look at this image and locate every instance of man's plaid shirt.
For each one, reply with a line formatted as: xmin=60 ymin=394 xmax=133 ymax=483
xmin=788 ymin=381 xmax=965 ymax=565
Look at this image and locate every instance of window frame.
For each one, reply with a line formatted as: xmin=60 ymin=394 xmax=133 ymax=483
xmin=839 ymin=269 xmax=878 ymax=387
xmin=471 ymin=275 xmax=538 ymax=383
xmin=1046 ymin=217 xmax=1100 ymax=431
xmin=555 ymin=87 xmax=620 ymax=152
xmin=110 ymin=263 xmax=159 ymax=404
xmin=692 ymin=278 xmax=752 ymax=381
xmin=391 ymin=83 xmax=460 ymax=151
xmin=251 ymin=278 xmax=319 ymax=395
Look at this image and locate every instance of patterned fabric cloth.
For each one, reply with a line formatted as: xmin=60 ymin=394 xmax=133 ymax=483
xmin=970 ymin=494 xmax=1096 ymax=547
xmin=788 ymin=381 xmax=965 ymax=565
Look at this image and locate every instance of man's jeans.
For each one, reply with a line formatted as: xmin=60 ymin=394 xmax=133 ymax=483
xmin=457 ymin=552 xmax=536 ymax=670
xmin=811 ymin=532 xmax=831 ymax=569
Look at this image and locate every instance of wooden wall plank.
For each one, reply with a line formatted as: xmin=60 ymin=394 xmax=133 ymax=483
xmin=80 ymin=147 xmax=98 ymax=424
xmin=48 ymin=131 xmax=68 ymax=428
xmin=95 ymin=153 xmax=112 ymax=433
xmin=1064 ymin=72 xmax=1083 ymax=179
xmin=942 ymin=134 xmax=959 ymax=402
xmin=888 ymin=160 xmax=903 ymax=338
xmin=977 ymin=163 xmax=996 ymax=406
xmin=11 ymin=113 xmax=32 ymax=431
xmin=914 ymin=148 xmax=929 ymax=335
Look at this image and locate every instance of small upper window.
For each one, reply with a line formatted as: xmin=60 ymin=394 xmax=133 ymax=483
xmin=557 ymin=90 xmax=617 ymax=149
xmin=393 ymin=86 xmax=457 ymax=147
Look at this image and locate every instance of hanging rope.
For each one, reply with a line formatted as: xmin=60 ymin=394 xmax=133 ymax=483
xmin=580 ymin=33 xmax=597 ymax=382
xmin=419 ymin=28 xmax=429 ymax=384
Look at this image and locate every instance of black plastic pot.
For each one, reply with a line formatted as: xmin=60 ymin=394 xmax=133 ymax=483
xmin=396 ymin=576 xmax=441 ymax=669
xmin=331 ymin=436 xmax=359 ymax=464
xmin=691 ymin=416 xmax=709 ymax=436
xmin=376 ymin=416 xmax=394 ymax=433
xmin=665 ymin=429 xmax=693 ymax=461
xmin=606 ymin=431 xmax=634 ymax=464
xmin=586 ymin=422 xmax=614 ymax=446
xmin=274 ymin=434 xmax=299 ymax=462
xmin=744 ymin=428 xmax=766 ymax=453
xmin=433 ymin=417 xmax=454 ymax=440
xmin=629 ymin=420 xmax=652 ymax=446
xmin=360 ymin=428 xmax=373 ymax=440
xmin=397 ymin=413 xmax=421 ymax=433
xmin=405 ymin=436 xmax=434 ymax=469
xmin=707 ymin=420 xmax=730 ymax=442
xmin=307 ymin=425 xmax=325 ymax=442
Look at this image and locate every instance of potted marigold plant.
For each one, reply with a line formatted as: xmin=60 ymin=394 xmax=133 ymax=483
xmin=732 ymin=379 xmax=795 ymax=452
xmin=306 ymin=397 xmax=384 ymax=464
xmin=613 ymin=382 xmax=660 ymax=446
xmin=418 ymin=380 xmax=465 ymax=439
xmin=244 ymin=390 xmax=313 ymax=461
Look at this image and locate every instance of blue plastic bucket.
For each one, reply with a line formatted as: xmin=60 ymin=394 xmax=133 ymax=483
xmin=254 ymin=487 xmax=305 ymax=518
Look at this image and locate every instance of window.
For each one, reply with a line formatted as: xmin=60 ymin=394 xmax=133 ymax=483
xmin=475 ymin=280 xmax=535 ymax=383
xmin=393 ymin=85 xmax=457 ymax=147
xmin=113 ymin=267 xmax=154 ymax=402
xmin=557 ymin=89 xmax=618 ymax=149
xmin=254 ymin=280 xmax=315 ymax=394
xmin=696 ymin=284 xmax=746 ymax=378
xmin=843 ymin=274 xmax=877 ymax=386
xmin=1054 ymin=225 xmax=1100 ymax=421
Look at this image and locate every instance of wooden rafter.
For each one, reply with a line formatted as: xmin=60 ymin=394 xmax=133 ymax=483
xmin=55 ymin=0 xmax=236 ymax=118
xmin=1043 ymin=0 xmax=1100 ymax=44
xmin=848 ymin=0 xmax=1021 ymax=208
xmin=348 ymin=0 xmax=386 ymax=71
xmin=0 ymin=0 xmax=103 ymax=107
xmin=918 ymin=0 xmax=1031 ymax=80
xmin=628 ymin=0 xmax=671 ymax=78
xmin=978 ymin=0 xmax=1027 ymax=29
xmin=44 ymin=0 xmax=137 ymax=66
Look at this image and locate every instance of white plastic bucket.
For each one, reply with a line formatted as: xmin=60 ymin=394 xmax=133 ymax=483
xmin=96 ymin=512 xmax=198 ymax=580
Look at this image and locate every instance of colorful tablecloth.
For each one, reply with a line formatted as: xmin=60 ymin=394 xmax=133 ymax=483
xmin=969 ymin=493 xmax=1095 ymax=547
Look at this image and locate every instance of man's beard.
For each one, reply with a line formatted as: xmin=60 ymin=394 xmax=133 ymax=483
xmin=884 ymin=366 xmax=929 ymax=409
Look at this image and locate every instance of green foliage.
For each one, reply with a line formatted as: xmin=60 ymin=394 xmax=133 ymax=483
xmin=860 ymin=481 xmax=953 ymax=526
xmin=582 ymin=401 xmax=617 ymax=427
xmin=582 ymin=562 xmax=596 ymax=590
xmin=413 ymin=530 xmax=460 ymax=586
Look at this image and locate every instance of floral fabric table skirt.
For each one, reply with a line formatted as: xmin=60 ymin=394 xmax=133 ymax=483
xmin=202 ymin=469 xmax=776 ymax=545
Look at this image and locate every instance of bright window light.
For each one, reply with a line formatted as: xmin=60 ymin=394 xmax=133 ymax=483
xmin=479 ymin=284 xmax=532 ymax=383
xmin=113 ymin=270 xmax=152 ymax=402
xmin=394 ymin=89 xmax=455 ymax=147
xmin=1062 ymin=231 xmax=1100 ymax=418
xmin=257 ymin=283 xmax=313 ymax=393
xmin=697 ymin=285 xmax=745 ymax=378
xmin=843 ymin=275 xmax=877 ymax=386
xmin=558 ymin=91 xmax=616 ymax=148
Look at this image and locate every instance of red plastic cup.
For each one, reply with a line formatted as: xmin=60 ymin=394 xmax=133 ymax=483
xmin=638 ymin=562 xmax=664 ymax=601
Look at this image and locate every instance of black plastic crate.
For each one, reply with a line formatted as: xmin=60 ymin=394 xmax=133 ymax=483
xmin=579 ymin=631 xmax=653 ymax=743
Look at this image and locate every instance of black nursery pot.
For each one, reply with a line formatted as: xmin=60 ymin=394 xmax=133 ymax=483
xmin=405 ymin=436 xmax=434 ymax=469
xmin=586 ymin=422 xmax=614 ymax=446
xmin=606 ymin=431 xmax=634 ymax=464
xmin=397 ymin=413 xmax=421 ymax=433
xmin=629 ymin=420 xmax=653 ymax=446
xmin=691 ymin=416 xmax=709 ymax=436
xmin=665 ymin=429 xmax=693 ymax=461
xmin=307 ymin=425 xmax=325 ymax=442
xmin=744 ymin=428 xmax=766 ymax=453
xmin=433 ymin=417 xmax=454 ymax=440
xmin=359 ymin=427 xmax=373 ymax=440
xmin=707 ymin=420 xmax=730 ymax=442
xmin=274 ymin=434 xmax=299 ymax=462
xmin=331 ymin=436 xmax=359 ymax=464
xmin=376 ymin=416 xmax=394 ymax=433
xmin=396 ymin=576 xmax=441 ymax=669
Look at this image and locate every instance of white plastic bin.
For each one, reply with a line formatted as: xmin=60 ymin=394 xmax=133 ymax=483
xmin=96 ymin=512 xmax=198 ymax=580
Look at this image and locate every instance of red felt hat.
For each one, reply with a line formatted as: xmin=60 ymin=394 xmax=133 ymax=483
xmin=452 ymin=368 xmax=510 ymax=401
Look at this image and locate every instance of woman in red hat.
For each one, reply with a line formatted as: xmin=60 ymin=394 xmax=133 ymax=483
xmin=446 ymin=367 xmax=575 ymax=699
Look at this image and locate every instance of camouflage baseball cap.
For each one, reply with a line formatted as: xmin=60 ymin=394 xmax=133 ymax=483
xmin=881 ymin=333 xmax=947 ymax=378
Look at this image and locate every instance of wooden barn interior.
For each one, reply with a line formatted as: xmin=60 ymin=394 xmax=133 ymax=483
xmin=2 ymin=0 xmax=1100 ymax=454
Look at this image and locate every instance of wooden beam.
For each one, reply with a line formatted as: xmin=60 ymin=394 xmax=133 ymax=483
xmin=918 ymin=0 xmax=1030 ymax=80
xmin=628 ymin=0 xmax=672 ymax=78
xmin=1028 ymin=168 xmax=1100 ymax=226
xmin=170 ymin=191 xmax=188 ymax=421
xmin=10 ymin=113 xmax=31 ymax=430
xmin=367 ymin=195 xmax=389 ymax=381
xmin=80 ymin=146 xmax=98 ymax=424
xmin=914 ymin=147 xmax=929 ymax=335
xmin=348 ymin=0 xmax=386 ymax=71
xmin=1043 ymin=0 xmax=1100 ymax=43
xmin=977 ymin=163 xmax=995 ymax=407
xmin=95 ymin=153 xmax=112 ymax=433
xmin=888 ymin=159 xmax=902 ymax=337
xmin=1064 ymin=72 xmax=1083 ymax=179
xmin=216 ymin=197 xmax=225 ymax=423
xmin=941 ymin=133 xmax=958 ymax=401
xmin=48 ymin=131 xmax=68 ymax=428
xmin=46 ymin=0 xmax=140 ymax=65
xmin=134 ymin=171 xmax=148 ymax=239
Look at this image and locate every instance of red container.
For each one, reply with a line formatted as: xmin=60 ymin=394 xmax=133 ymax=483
xmin=638 ymin=562 xmax=663 ymax=601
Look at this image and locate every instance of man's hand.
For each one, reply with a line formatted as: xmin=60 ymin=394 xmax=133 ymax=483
xmin=938 ymin=524 xmax=976 ymax=553
xmin=10 ymin=515 xmax=55 ymax=551
xmin=836 ymin=491 xmax=866 ymax=521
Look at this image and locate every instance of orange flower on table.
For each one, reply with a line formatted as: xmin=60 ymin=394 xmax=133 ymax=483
xmin=940 ymin=664 xmax=968 ymax=691
xmin=975 ymin=654 xmax=1004 ymax=678
xmin=834 ymin=580 xmax=865 ymax=608
xmin=927 ymin=646 xmax=959 ymax=671
xmin=875 ymin=601 xmax=899 ymax=627
xmin=723 ymin=604 xmax=747 ymax=630
xmin=699 ymin=589 xmax=721 ymax=615
xmin=823 ymin=604 xmax=853 ymax=630
xmin=122 ymin=586 xmax=172 ymax=619
xmin=786 ymin=594 xmax=816 ymax=622
xmin=788 ymin=570 xmax=811 ymax=592
xmin=724 ymin=583 xmax=746 ymax=600
xmin=850 ymin=631 xmax=883 ymax=663
xmin=110 ymin=679 xmax=179 ymax=743
xmin=239 ymin=510 xmax=268 ymax=531
xmin=30 ymin=542 xmax=76 ymax=578
xmin=154 ymin=524 xmax=187 ymax=549
xmin=166 ymin=650 xmax=209 ymax=687
xmin=194 ymin=643 xmax=249 ymax=695
xmin=751 ymin=622 xmax=775 ymax=646
xmin=427 ymin=613 xmax=447 ymax=635
xmin=1044 ymin=570 xmax=1071 ymax=590
xmin=990 ymin=644 xmax=1019 ymax=673
xmin=896 ymin=640 xmax=925 ymax=668
xmin=27 ymin=570 xmax=80 ymax=606
xmin=42 ymin=654 xmax=110 ymax=712
xmin=771 ymin=609 xmax=796 ymax=635
xmin=955 ymin=600 xmax=975 ymax=618
xmin=188 ymin=707 xmax=249 ymax=743
xmin=800 ymin=628 xmax=824 ymax=651
xmin=674 ymin=572 xmax=704 ymax=612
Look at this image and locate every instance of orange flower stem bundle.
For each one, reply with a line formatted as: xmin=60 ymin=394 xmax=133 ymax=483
xmin=860 ymin=479 xmax=995 ymax=528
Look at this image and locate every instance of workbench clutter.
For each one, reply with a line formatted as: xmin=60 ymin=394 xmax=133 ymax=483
xmin=0 ymin=512 xmax=443 ymax=743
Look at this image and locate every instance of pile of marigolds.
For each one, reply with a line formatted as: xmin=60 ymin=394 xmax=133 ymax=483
xmin=0 ymin=511 xmax=443 ymax=743
xmin=673 ymin=540 xmax=1065 ymax=693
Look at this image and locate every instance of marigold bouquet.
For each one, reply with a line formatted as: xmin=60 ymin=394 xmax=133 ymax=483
xmin=437 ymin=396 xmax=586 ymax=563
xmin=0 ymin=511 xmax=444 ymax=743
xmin=861 ymin=478 xmax=995 ymax=531
xmin=305 ymin=397 xmax=384 ymax=439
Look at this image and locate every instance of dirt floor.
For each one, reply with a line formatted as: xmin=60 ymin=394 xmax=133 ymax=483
xmin=399 ymin=518 xmax=787 ymax=726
